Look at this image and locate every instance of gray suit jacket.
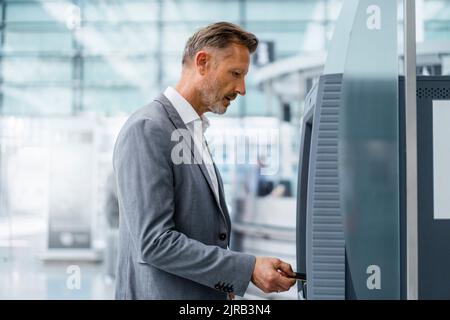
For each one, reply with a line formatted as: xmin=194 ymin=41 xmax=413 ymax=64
xmin=113 ymin=94 xmax=256 ymax=300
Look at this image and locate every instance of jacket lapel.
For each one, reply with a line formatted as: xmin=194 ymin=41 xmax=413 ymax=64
xmin=213 ymin=163 xmax=231 ymax=232
xmin=154 ymin=94 xmax=224 ymax=213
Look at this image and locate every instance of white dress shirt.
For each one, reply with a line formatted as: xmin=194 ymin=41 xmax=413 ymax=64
xmin=164 ymin=87 xmax=220 ymax=201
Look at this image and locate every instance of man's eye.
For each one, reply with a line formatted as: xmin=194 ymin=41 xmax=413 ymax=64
xmin=232 ymin=72 xmax=241 ymax=78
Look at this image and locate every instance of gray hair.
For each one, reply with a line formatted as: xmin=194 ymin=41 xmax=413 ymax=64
xmin=182 ymin=22 xmax=259 ymax=66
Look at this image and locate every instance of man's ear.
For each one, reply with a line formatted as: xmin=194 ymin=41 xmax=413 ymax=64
xmin=195 ymin=51 xmax=210 ymax=75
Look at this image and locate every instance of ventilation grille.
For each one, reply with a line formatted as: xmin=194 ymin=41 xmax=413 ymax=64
xmin=417 ymin=87 xmax=450 ymax=99
xmin=309 ymin=75 xmax=345 ymax=300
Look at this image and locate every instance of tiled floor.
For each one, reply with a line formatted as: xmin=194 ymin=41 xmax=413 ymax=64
xmin=0 ymin=220 xmax=115 ymax=300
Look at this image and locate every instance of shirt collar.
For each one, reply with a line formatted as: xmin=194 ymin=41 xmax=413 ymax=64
xmin=200 ymin=114 xmax=210 ymax=133
xmin=164 ymin=86 xmax=210 ymax=133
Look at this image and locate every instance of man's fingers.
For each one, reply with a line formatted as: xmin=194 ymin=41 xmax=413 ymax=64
xmin=272 ymin=261 xmax=296 ymax=292
xmin=277 ymin=261 xmax=295 ymax=277
xmin=252 ymin=257 xmax=298 ymax=294
xmin=276 ymin=272 xmax=296 ymax=291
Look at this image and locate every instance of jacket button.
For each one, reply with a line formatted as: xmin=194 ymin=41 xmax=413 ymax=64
xmin=219 ymin=233 xmax=227 ymax=241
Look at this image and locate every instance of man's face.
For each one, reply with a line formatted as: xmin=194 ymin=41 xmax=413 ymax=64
xmin=200 ymin=44 xmax=250 ymax=115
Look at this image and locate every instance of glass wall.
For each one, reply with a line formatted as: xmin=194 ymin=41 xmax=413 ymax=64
xmin=0 ymin=0 xmax=344 ymax=117
xmin=1 ymin=0 xmax=449 ymax=117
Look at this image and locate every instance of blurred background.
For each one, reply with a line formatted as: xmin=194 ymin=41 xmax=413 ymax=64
xmin=0 ymin=0 xmax=449 ymax=300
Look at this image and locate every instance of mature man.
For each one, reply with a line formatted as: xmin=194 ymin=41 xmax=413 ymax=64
xmin=113 ymin=22 xmax=296 ymax=300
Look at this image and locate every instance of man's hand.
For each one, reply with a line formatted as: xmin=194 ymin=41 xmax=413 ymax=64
xmin=251 ymin=257 xmax=297 ymax=294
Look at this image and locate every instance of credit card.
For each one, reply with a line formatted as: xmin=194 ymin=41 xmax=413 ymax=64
xmin=289 ymin=272 xmax=306 ymax=281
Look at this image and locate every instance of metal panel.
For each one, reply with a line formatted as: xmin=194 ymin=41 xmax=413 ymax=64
xmin=340 ymin=0 xmax=400 ymax=299
xmin=306 ymin=74 xmax=345 ymax=300
xmin=404 ymin=0 xmax=419 ymax=301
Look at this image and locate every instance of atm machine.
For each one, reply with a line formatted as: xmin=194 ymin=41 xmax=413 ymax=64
xmin=296 ymin=0 xmax=450 ymax=300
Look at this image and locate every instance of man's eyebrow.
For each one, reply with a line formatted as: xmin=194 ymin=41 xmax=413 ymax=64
xmin=231 ymin=67 xmax=248 ymax=73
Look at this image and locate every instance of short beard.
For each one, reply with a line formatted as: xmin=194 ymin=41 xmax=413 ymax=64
xmin=200 ymin=78 xmax=227 ymax=115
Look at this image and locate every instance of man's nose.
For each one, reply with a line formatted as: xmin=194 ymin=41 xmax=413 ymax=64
xmin=236 ymin=79 xmax=246 ymax=96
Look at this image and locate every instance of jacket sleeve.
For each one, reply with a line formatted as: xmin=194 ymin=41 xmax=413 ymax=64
xmin=113 ymin=118 xmax=256 ymax=296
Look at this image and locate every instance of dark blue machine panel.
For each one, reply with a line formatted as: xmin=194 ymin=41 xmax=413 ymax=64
xmin=297 ymin=76 xmax=450 ymax=300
